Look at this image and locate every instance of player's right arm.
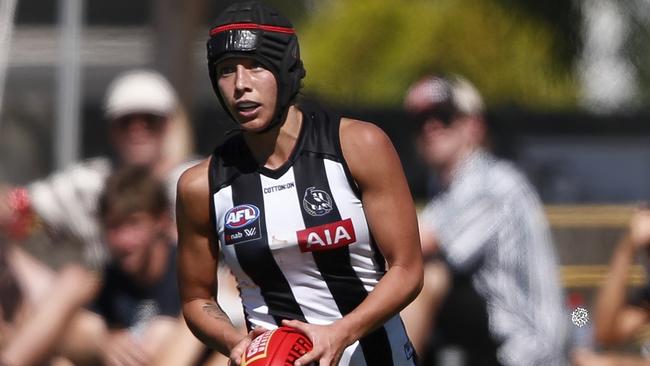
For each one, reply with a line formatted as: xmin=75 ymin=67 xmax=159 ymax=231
xmin=595 ymin=209 xmax=650 ymax=346
xmin=176 ymin=159 xmax=247 ymax=357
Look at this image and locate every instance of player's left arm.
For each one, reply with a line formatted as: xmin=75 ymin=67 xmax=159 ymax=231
xmin=338 ymin=117 xmax=424 ymax=339
xmin=285 ymin=118 xmax=423 ymax=366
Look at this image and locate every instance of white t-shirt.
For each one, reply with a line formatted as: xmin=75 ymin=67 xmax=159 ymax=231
xmin=28 ymin=157 xmax=197 ymax=269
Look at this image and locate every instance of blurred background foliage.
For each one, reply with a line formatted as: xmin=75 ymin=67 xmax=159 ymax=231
xmin=295 ymin=0 xmax=579 ymax=110
xmin=623 ymin=3 xmax=650 ymax=103
xmin=3 ymin=0 xmax=650 ymax=202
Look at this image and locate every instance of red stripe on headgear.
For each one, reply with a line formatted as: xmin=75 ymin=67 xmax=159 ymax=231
xmin=210 ymin=23 xmax=295 ymax=36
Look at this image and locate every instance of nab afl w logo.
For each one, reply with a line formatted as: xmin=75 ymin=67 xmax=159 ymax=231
xmin=225 ymin=204 xmax=260 ymax=229
xmin=302 ymin=187 xmax=333 ymax=216
xmin=224 ymin=204 xmax=262 ymax=245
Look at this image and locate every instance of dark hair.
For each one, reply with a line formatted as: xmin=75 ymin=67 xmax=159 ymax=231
xmin=99 ymin=166 xmax=169 ymax=222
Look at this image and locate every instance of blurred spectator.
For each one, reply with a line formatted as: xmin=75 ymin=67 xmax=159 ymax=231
xmin=60 ymin=166 xmax=179 ymax=365
xmin=401 ymin=74 xmax=568 ymax=365
xmin=0 ymin=69 xmax=199 ymax=365
xmin=0 ymin=68 xmax=193 ymax=268
xmin=573 ymin=209 xmax=650 ymax=366
xmin=7 ymin=167 xmax=212 ymax=365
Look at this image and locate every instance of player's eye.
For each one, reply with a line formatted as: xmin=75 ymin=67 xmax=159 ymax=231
xmin=250 ymin=61 xmax=266 ymax=71
xmin=217 ymin=64 xmax=236 ymax=77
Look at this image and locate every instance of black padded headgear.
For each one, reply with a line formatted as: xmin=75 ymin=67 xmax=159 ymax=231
xmin=207 ymin=1 xmax=306 ymax=131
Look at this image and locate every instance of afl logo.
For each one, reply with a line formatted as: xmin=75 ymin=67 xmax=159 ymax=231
xmin=225 ymin=204 xmax=260 ymax=229
xmin=303 ymin=187 xmax=333 ymax=216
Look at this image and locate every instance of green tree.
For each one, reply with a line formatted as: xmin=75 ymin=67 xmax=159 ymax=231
xmin=298 ymin=0 xmax=578 ymax=110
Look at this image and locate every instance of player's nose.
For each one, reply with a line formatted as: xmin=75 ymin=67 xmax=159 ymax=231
xmin=234 ymin=65 xmax=252 ymax=92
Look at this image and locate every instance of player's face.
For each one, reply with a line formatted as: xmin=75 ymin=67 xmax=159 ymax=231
xmin=111 ymin=113 xmax=167 ymax=167
xmin=104 ymin=211 xmax=164 ymax=275
xmin=216 ymin=57 xmax=278 ymax=132
xmin=417 ymin=117 xmax=468 ymax=168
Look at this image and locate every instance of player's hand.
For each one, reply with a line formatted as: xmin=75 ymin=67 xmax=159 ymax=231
xmin=282 ymin=319 xmax=350 ymax=366
xmin=229 ymin=326 xmax=268 ymax=365
xmin=629 ymin=208 xmax=650 ymax=249
xmin=101 ymin=330 xmax=152 ymax=366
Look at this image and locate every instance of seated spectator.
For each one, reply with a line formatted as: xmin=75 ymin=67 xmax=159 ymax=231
xmin=0 ymin=69 xmax=201 ymax=365
xmin=11 ymin=167 xmax=218 ymax=366
xmin=573 ymin=208 xmax=650 ymax=366
xmin=66 ymin=166 xmax=179 ymax=364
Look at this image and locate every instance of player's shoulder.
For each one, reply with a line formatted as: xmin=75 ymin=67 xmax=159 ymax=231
xmin=177 ymin=157 xmax=211 ymax=200
xmin=339 ymin=117 xmax=393 ymax=152
xmin=339 ymin=118 xmax=400 ymax=185
xmin=169 ymin=157 xmax=203 ymax=179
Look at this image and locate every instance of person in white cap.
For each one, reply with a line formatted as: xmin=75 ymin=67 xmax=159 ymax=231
xmin=104 ymin=70 xmax=182 ymax=175
xmin=0 ymin=69 xmax=186 ymax=269
xmin=0 ymin=69 xmax=200 ymax=366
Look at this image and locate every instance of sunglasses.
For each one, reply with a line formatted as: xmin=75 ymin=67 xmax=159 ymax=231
xmin=409 ymin=103 xmax=459 ymax=129
xmin=112 ymin=113 xmax=167 ymax=132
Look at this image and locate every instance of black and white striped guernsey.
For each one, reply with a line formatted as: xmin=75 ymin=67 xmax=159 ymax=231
xmin=208 ymin=103 xmax=416 ymax=366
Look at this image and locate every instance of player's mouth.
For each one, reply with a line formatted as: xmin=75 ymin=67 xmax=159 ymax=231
xmin=235 ymin=101 xmax=261 ymax=118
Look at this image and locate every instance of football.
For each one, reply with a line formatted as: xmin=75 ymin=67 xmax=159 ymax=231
xmin=241 ymin=326 xmax=313 ymax=366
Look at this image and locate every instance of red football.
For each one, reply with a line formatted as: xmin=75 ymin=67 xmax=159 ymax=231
xmin=241 ymin=326 xmax=313 ymax=366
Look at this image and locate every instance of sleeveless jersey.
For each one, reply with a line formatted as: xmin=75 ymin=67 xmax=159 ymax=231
xmin=208 ymin=103 xmax=416 ymax=366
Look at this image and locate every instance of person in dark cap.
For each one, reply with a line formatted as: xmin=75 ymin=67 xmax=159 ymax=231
xmin=177 ymin=2 xmax=423 ymax=365
xmin=402 ymin=74 xmax=568 ymax=365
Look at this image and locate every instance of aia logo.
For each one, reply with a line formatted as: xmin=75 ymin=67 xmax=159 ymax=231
xmin=296 ymin=218 xmax=356 ymax=252
xmin=302 ymin=187 xmax=333 ymax=216
xmin=224 ymin=204 xmax=260 ymax=229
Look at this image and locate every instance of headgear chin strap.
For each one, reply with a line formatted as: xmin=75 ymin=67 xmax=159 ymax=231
xmin=207 ymin=1 xmax=306 ymax=133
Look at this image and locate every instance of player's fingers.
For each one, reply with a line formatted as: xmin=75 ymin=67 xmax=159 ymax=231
xmin=250 ymin=326 xmax=267 ymax=337
xmin=230 ymin=329 xmax=264 ymax=365
xmin=315 ymin=350 xmax=342 ymax=366
xmin=293 ymin=349 xmax=320 ymax=366
xmin=281 ymin=319 xmax=308 ymax=332
xmin=229 ymin=342 xmax=248 ymax=365
xmin=330 ymin=351 xmax=343 ymax=366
